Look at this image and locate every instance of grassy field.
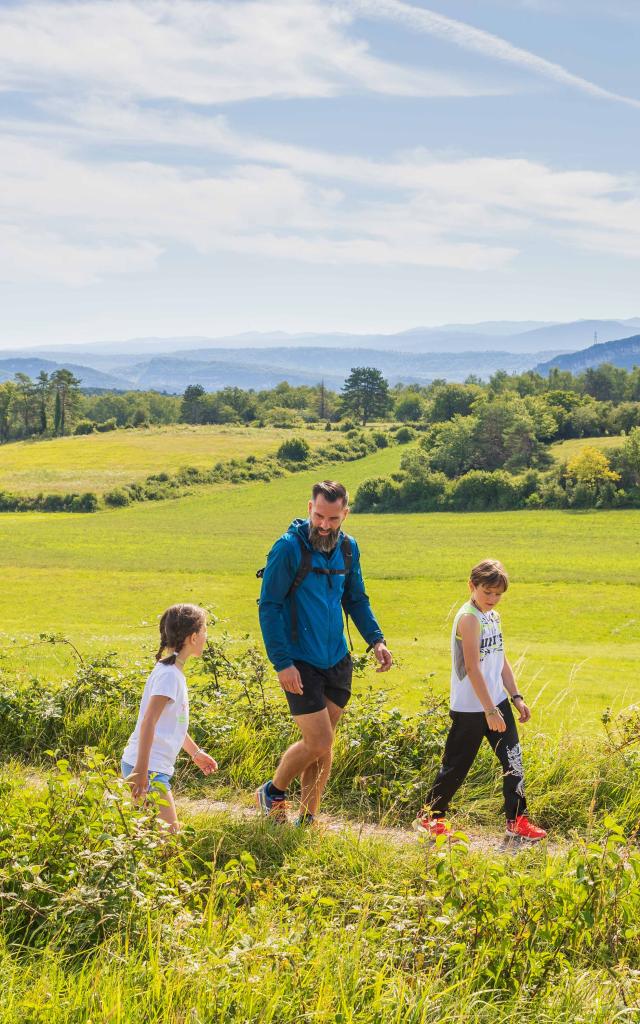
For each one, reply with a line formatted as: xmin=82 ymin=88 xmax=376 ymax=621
xmin=0 ymin=424 xmax=326 ymax=495
xmin=0 ymin=434 xmax=639 ymax=735
xmin=550 ymin=435 xmax=623 ymax=461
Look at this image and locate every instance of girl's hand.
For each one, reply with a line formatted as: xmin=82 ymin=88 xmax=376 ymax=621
xmin=514 ymin=698 xmax=531 ymax=723
xmin=192 ymin=749 xmax=218 ymax=775
xmin=129 ymin=767 xmax=149 ymax=801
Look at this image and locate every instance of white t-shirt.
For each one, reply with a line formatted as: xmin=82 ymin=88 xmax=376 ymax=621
xmin=450 ymin=600 xmax=506 ymax=712
xmin=122 ymin=662 xmax=189 ymax=775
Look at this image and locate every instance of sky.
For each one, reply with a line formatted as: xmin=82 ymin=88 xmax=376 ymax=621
xmin=1 ymin=0 xmax=639 ymax=348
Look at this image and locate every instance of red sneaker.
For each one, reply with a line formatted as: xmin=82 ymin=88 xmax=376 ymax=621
xmin=413 ymin=816 xmax=452 ymax=838
xmin=506 ymin=815 xmax=547 ymax=842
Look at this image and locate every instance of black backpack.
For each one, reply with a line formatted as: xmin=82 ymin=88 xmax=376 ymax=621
xmin=257 ymin=533 xmax=354 ymax=645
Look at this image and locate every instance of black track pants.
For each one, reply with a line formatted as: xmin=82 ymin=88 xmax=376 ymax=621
xmin=425 ymin=698 xmax=527 ymax=820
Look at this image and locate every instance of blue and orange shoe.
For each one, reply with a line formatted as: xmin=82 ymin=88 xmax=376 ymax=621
xmin=255 ymin=781 xmax=288 ymax=824
xmin=293 ymin=812 xmax=315 ymax=828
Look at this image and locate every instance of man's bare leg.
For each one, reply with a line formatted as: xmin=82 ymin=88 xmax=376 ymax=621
xmin=272 ymin=708 xmax=334 ymax=794
xmin=299 ymin=700 xmax=343 ymax=817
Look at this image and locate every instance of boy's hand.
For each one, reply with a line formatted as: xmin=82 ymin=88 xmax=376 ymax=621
xmin=513 ymin=698 xmax=531 ymax=724
xmin=129 ymin=766 xmax=149 ymax=801
xmin=192 ymin=749 xmax=218 ymax=775
xmin=485 ymin=707 xmax=506 ymax=732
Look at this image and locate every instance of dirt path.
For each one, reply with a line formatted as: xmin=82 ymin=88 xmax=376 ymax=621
xmin=181 ymin=795 xmax=568 ymax=857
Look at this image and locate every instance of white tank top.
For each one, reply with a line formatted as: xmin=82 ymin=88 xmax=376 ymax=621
xmin=450 ymin=600 xmax=505 ymax=712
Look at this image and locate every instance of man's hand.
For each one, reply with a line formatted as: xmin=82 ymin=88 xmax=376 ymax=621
xmin=513 ymin=698 xmax=531 ymax=724
xmin=278 ymin=665 xmax=304 ymax=694
xmin=373 ymin=642 xmax=393 ymax=673
xmin=192 ymin=750 xmax=218 ymax=775
xmin=485 ymin=707 xmax=506 ymax=733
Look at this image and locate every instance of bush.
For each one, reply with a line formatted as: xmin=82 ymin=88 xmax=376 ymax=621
xmin=395 ymin=426 xmax=416 ymax=444
xmin=104 ymin=488 xmax=130 ymax=507
xmin=70 ymin=492 xmax=99 ymax=513
xmin=40 ymin=493 xmax=68 ymax=512
xmin=74 ymin=420 xmax=95 ymax=435
xmin=277 ymin=437 xmax=311 ymax=463
xmin=95 ymin=418 xmax=117 ymax=433
xmin=353 ymin=476 xmax=401 ymax=512
xmin=339 ymin=419 xmax=357 ymax=432
xmin=449 ymin=470 xmax=523 ymax=512
xmin=372 ymin=431 xmax=389 ymax=448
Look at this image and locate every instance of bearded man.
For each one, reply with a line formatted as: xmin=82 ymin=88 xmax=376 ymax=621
xmin=256 ymin=480 xmax=392 ymax=825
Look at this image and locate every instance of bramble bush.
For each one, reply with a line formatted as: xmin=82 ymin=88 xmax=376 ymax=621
xmin=3 ymin=634 xmax=640 ymax=835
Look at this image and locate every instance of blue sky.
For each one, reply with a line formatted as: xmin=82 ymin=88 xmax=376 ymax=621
xmin=1 ymin=0 xmax=639 ymax=347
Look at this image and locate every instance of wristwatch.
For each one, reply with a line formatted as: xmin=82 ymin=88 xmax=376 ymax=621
xmin=366 ymin=639 xmax=386 ymax=652
xmin=510 ymin=694 xmax=524 ymax=704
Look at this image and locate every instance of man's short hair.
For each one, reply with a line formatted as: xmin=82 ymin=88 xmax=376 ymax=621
xmin=312 ymin=480 xmax=349 ymax=507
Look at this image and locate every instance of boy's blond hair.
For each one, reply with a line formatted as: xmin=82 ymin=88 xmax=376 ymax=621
xmin=469 ymin=558 xmax=509 ymax=591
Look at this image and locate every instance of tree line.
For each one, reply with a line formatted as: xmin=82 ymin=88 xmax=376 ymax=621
xmin=2 ymin=361 xmax=640 ymax=445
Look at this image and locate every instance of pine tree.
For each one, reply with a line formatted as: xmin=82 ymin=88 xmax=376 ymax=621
xmin=36 ymin=370 xmax=50 ymax=434
xmin=341 ymin=367 xmax=390 ymax=425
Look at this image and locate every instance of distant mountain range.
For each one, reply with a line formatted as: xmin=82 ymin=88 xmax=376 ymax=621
xmin=0 ymin=358 xmax=132 ymax=390
xmin=537 ymin=334 xmax=640 ymax=375
xmin=1 ymin=318 xmax=639 ymax=392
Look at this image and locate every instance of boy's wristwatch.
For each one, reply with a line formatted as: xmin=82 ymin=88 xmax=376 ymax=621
xmin=510 ymin=694 xmax=524 ymax=704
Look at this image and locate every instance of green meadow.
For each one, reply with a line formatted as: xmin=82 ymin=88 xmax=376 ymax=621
xmin=1 ymin=432 xmax=638 ymax=735
xmin=550 ymin=435 xmax=624 ymax=461
xmin=0 ymin=423 xmax=324 ymax=495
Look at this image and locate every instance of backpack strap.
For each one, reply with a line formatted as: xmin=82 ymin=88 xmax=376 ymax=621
xmin=340 ymin=536 xmax=355 ymax=651
xmin=287 ymin=535 xmax=313 ymax=644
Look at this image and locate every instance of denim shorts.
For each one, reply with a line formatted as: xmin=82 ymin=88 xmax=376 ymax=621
xmin=121 ymin=760 xmax=172 ymax=791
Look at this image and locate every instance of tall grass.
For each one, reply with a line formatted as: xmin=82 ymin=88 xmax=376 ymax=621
xmin=1 ymin=759 xmax=639 ymax=1023
xmin=2 ymin=636 xmax=640 ymax=836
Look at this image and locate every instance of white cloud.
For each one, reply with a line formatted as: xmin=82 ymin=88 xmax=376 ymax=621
xmin=346 ymin=0 xmax=640 ymax=108
xmin=0 ymin=225 xmax=160 ymax=285
xmin=0 ymin=0 xmax=639 ymax=287
xmin=2 ymin=107 xmax=640 ymax=286
xmin=0 ymin=0 xmax=495 ymax=103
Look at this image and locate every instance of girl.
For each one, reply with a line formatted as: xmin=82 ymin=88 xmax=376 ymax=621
xmin=122 ymin=603 xmax=218 ymax=832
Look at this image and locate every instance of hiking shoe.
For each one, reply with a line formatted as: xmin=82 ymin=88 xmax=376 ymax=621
xmin=255 ymin=781 xmax=288 ymax=823
xmin=412 ymin=815 xmax=453 ymax=838
xmin=293 ymin=813 xmax=315 ymax=828
xmin=505 ymin=815 xmax=547 ymax=842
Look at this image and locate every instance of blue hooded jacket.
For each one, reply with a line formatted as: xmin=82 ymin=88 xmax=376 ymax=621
xmin=258 ymin=518 xmax=384 ymax=671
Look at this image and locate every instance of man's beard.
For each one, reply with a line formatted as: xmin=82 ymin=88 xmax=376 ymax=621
xmin=309 ymin=524 xmax=341 ymax=552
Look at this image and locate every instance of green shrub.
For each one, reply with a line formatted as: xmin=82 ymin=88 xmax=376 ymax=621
xmin=95 ymin=418 xmax=117 ymax=433
xmin=353 ymin=476 xmax=402 ymax=512
xmin=74 ymin=420 xmax=95 ymax=435
xmin=449 ymin=470 xmax=524 ymax=512
xmin=277 ymin=437 xmax=311 ymax=463
xmin=395 ymin=426 xmax=415 ymax=444
xmin=372 ymin=430 xmax=389 ymax=448
xmin=41 ymin=493 xmax=68 ymax=512
xmin=70 ymin=492 xmax=99 ymax=513
xmin=104 ymin=488 xmax=130 ymax=507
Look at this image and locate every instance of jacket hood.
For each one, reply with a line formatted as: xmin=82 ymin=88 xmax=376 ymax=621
xmin=287 ymin=517 xmax=312 ymax=549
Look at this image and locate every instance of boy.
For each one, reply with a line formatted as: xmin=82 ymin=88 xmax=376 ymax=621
xmin=415 ymin=559 xmax=547 ymax=842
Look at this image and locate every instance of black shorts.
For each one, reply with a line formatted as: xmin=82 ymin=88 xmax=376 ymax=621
xmin=284 ymin=654 xmax=353 ymax=716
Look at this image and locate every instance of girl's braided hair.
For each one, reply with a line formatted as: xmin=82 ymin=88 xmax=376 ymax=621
xmin=156 ymin=604 xmax=207 ymax=665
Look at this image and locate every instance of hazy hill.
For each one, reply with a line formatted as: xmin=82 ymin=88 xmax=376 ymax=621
xmin=0 ymin=358 xmax=132 ymax=390
xmin=5 ymin=318 xmax=640 ymax=365
xmin=537 ymin=334 xmax=640 ymax=375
